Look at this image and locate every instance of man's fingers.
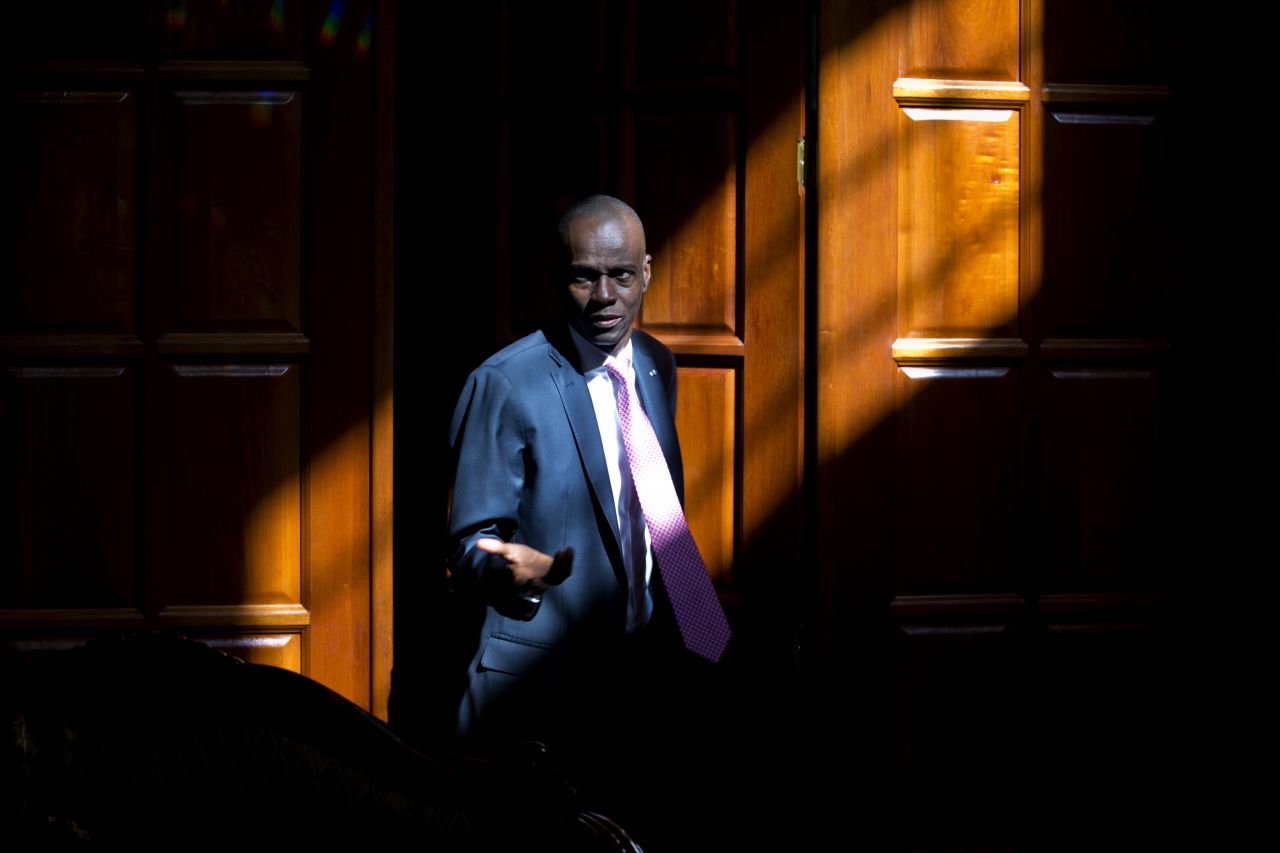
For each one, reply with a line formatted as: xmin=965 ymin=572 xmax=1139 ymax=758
xmin=475 ymin=538 xmax=508 ymax=556
xmin=544 ymin=547 xmax=573 ymax=586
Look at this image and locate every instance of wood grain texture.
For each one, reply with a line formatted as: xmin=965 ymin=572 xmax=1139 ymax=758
xmin=905 ymin=0 xmax=1019 ymax=81
xmin=635 ymin=110 xmax=737 ymax=336
xmin=1043 ymin=110 xmax=1170 ymax=338
xmin=305 ymin=0 xmax=375 ymax=708
xmin=5 ymin=91 xmax=136 ymax=334
xmin=1 ymin=367 xmax=138 ymax=609
xmin=899 ymin=106 xmax=1020 ymax=338
xmin=675 ymin=367 xmax=736 ymax=583
xmin=1043 ymin=0 xmax=1171 ymax=84
xmin=1040 ymin=368 xmax=1164 ymax=592
xmin=741 ymin=0 xmax=804 ymax=610
xmin=816 ymin=0 xmax=902 ymax=638
xmin=895 ymin=365 xmax=1019 ymax=593
xmin=158 ymin=364 xmax=301 ymax=607
xmin=3 ymin=0 xmax=390 ymax=718
xmin=166 ymin=89 xmax=302 ymax=333
xmin=371 ymin=0 xmax=396 ymax=722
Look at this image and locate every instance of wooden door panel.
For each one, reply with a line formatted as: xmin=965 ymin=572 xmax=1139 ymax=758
xmin=673 ymin=366 xmax=736 ymax=584
xmin=893 ymin=619 xmax=1024 ymax=836
xmin=165 ymin=90 xmax=303 ymax=333
xmin=6 ymin=91 xmax=138 ymax=334
xmin=1043 ymin=0 xmax=1171 ymax=83
xmin=503 ymin=0 xmax=609 ymax=93
xmin=895 ymin=366 xmax=1020 ymax=593
xmin=636 ymin=110 xmax=738 ymax=338
xmin=1043 ymin=109 xmax=1171 ymax=338
xmin=899 ymin=106 xmax=1020 ymax=338
xmin=157 ymin=364 xmax=300 ymax=607
xmin=1041 ymin=367 xmax=1164 ymax=591
xmin=631 ymin=0 xmax=739 ymax=84
xmin=905 ymin=0 xmax=1019 ymax=80
xmin=1 ymin=366 xmax=138 ymax=609
xmin=161 ymin=0 xmax=304 ymax=61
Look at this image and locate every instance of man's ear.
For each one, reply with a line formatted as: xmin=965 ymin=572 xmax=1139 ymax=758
xmin=642 ymin=254 xmax=652 ymax=291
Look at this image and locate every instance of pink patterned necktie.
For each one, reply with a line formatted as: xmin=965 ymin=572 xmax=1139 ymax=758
xmin=605 ymin=361 xmax=731 ymax=663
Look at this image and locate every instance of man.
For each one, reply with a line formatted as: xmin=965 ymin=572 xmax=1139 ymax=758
xmin=445 ymin=196 xmax=730 ymax=834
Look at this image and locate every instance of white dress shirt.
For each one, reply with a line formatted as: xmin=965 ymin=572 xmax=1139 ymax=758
xmin=570 ymin=328 xmax=654 ymax=632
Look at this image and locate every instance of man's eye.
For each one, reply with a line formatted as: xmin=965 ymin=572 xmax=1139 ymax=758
xmin=614 ymin=271 xmax=633 ymax=282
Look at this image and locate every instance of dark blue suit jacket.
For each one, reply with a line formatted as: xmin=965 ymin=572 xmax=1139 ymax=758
xmin=447 ymin=325 xmax=683 ymax=740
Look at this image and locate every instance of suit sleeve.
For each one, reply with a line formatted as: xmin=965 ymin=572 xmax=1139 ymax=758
xmin=447 ymin=365 xmax=540 ymax=620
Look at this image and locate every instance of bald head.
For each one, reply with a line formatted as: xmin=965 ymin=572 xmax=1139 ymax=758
xmin=558 ymin=195 xmax=652 ymax=353
xmin=558 ymin=195 xmax=647 ymax=257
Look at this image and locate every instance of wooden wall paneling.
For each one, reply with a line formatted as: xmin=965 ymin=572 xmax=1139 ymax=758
xmin=739 ymin=0 xmax=805 ymax=687
xmin=8 ymin=2 xmax=144 ymax=62
xmin=1033 ymin=609 xmax=1168 ymax=839
xmin=635 ymin=110 xmax=737 ymax=337
xmin=905 ymin=0 xmax=1018 ymax=80
xmin=161 ymin=0 xmax=303 ymax=61
xmin=166 ymin=89 xmax=303 ymax=333
xmin=502 ymin=0 xmax=610 ymax=94
xmin=1042 ymin=107 xmax=1170 ymax=338
xmin=898 ymin=105 xmax=1020 ymax=338
xmin=306 ymin=0 xmax=375 ymax=707
xmin=815 ymin=0 xmax=903 ymax=674
xmin=157 ymin=364 xmax=300 ymax=608
xmin=895 ymin=365 xmax=1019 ymax=593
xmin=892 ymin=616 xmax=1026 ymax=841
xmin=371 ymin=0 xmax=396 ymax=729
xmin=631 ymin=0 xmax=740 ymax=85
xmin=1041 ymin=367 xmax=1163 ymax=591
xmin=0 ymin=366 xmax=139 ymax=610
xmin=894 ymin=3 xmax=1031 ymax=841
xmin=2 ymin=1 xmax=391 ymax=717
xmin=1043 ymin=0 xmax=1170 ymax=84
xmin=673 ymin=366 xmax=736 ymax=583
xmin=5 ymin=91 xmax=138 ymax=334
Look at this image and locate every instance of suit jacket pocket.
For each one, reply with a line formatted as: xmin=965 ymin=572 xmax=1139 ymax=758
xmin=478 ymin=633 xmax=563 ymax=677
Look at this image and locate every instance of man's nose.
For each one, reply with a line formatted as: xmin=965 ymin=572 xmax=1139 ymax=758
xmin=591 ymin=275 xmax=616 ymax=302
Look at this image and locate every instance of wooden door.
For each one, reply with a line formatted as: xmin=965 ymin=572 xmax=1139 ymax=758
xmin=1 ymin=1 xmax=393 ymax=716
xmin=815 ymin=0 xmax=1190 ymax=847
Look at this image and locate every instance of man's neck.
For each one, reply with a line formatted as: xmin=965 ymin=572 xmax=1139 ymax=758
xmin=568 ymin=324 xmax=633 ymax=372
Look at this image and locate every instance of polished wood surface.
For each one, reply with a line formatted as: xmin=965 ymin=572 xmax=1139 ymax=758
xmin=2 ymin=1 xmax=392 ymax=715
xmin=905 ymin=0 xmax=1018 ymax=81
xmin=818 ymin=0 xmax=1181 ymax=845
xmin=636 ymin=111 xmax=737 ymax=337
xmin=674 ymin=366 xmax=736 ymax=584
xmin=899 ymin=105 xmax=1020 ymax=337
xmin=6 ymin=92 xmax=137 ymax=333
xmin=1 ymin=367 xmax=137 ymax=608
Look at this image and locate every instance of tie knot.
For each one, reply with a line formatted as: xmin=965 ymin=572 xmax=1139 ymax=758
xmin=604 ymin=360 xmax=628 ymax=387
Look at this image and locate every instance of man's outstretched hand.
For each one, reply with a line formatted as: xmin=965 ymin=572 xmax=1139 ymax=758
xmin=475 ymin=538 xmax=573 ymax=595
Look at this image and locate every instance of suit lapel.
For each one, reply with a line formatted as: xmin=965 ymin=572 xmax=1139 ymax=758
xmin=632 ymin=340 xmax=680 ymax=478
xmin=546 ymin=342 xmax=624 ymax=555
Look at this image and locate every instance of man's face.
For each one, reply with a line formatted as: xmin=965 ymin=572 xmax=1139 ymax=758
xmin=562 ymin=214 xmax=651 ymax=353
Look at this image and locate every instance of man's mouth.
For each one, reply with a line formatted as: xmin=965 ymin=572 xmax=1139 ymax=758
xmin=589 ymin=315 xmax=623 ymax=330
